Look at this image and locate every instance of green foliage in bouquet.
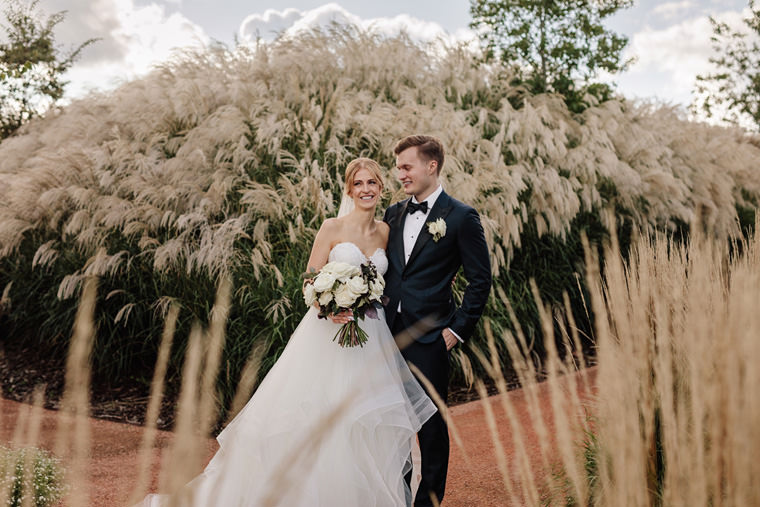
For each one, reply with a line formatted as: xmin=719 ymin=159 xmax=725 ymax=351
xmin=0 ymin=25 xmax=759 ymax=406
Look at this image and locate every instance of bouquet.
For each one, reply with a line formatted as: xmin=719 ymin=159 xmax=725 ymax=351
xmin=303 ymin=261 xmax=386 ymax=347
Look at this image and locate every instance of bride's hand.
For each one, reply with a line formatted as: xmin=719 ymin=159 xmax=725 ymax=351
xmin=329 ymin=310 xmax=354 ymax=324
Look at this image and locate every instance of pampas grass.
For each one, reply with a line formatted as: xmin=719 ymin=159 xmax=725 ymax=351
xmin=0 ymin=23 xmax=759 ymax=436
xmin=585 ymin=226 xmax=760 ymax=505
xmin=2 ymin=216 xmax=760 ymax=505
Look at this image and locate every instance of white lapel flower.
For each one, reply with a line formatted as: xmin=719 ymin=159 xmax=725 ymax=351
xmin=426 ymin=218 xmax=447 ymax=242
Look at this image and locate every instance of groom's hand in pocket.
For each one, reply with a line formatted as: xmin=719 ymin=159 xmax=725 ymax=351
xmin=329 ymin=310 xmax=354 ymax=324
xmin=442 ymin=328 xmax=459 ymax=351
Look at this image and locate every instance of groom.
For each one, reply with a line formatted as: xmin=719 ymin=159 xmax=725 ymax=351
xmin=384 ymin=135 xmax=492 ymax=506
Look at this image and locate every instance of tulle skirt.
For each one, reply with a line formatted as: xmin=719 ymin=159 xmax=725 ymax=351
xmin=141 ymin=306 xmax=436 ymax=506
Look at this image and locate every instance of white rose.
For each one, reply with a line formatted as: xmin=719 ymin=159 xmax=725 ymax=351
xmin=313 ymin=272 xmax=337 ymax=292
xmin=334 ymin=283 xmax=358 ymax=308
xmin=427 ymin=218 xmax=447 ymax=240
xmin=319 ymin=261 xmax=340 ymax=275
xmin=369 ymin=279 xmax=384 ymax=300
xmin=318 ymin=291 xmax=333 ymax=306
xmin=303 ymin=283 xmax=317 ymax=305
xmin=322 ymin=261 xmax=360 ymax=280
xmin=346 ymin=275 xmax=368 ymax=296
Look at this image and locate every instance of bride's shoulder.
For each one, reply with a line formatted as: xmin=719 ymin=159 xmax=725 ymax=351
xmin=315 ymin=217 xmax=345 ymax=243
xmin=319 ymin=217 xmax=343 ymax=232
xmin=375 ymin=220 xmax=390 ymax=240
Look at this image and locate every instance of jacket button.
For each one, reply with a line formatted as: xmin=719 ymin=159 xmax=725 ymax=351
xmin=402 ymin=274 xmax=407 ymax=281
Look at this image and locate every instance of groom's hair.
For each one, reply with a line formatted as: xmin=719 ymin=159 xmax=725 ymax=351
xmin=394 ymin=135 xmax=445 ymax=174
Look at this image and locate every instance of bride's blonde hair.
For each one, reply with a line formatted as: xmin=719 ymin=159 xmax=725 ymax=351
xmin=344 ymin=157 xmax=384 ymax=195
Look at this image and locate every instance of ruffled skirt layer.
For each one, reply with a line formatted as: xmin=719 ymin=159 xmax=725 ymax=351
xmin=142 ymin=307 xmax=436 ymax=506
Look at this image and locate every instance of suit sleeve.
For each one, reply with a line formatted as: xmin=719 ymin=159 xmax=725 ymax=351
xmin=449 ymin=208 xmax=492 ymax=341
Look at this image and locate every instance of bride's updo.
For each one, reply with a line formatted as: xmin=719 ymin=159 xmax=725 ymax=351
xmin=344 ymin=157 xmax=384 ymax=195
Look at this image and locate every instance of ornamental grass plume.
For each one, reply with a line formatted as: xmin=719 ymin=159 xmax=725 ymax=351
xmin=582 ymin=221 xmax=760 ymax=505
xmin=2 ymin=220 xmax=760 ymax=505
xmin=0 ymin=23 xmax=759 ymax=426
xmin=0 ymin=26 xmax=757 ymax=282
xmin=521 ymin=217 xmax=760 ymax=505
xmin=53 ymin=277 xmax=97 ymax=507
xmin=458 ymin=220 xmax=760 ymax=505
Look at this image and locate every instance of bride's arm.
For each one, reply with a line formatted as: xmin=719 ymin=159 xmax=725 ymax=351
xmin=306 ymin=218 xmax=338 ymax=274
xmin=304 ymin=219 xmax=351 ymax=324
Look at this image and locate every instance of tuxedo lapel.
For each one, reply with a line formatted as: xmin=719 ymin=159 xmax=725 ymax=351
xmin=391 ymin=199 xmax=410 ymax=268
xmin=404 ymin=192 xmax=452 ymax=271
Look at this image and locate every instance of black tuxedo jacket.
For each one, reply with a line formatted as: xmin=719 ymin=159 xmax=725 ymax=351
xmin=382 ymin=191 xmax=492 ymax=344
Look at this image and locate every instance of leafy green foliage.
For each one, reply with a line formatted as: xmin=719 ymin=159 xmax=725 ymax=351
xmin=692 ymin=1 xmax=760 ymax=131
xmin=469 ymin=0 xmax=633 ymax=94
xmin=0 ymin=0 xmax=96 ymax=139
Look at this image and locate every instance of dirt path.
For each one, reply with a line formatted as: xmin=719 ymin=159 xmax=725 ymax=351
xmin=1 ymin=368 xmax=596 ymax=506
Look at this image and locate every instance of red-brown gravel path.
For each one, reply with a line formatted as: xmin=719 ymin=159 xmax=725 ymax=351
xmin=1 ymin=368 xmax=596 ymax=506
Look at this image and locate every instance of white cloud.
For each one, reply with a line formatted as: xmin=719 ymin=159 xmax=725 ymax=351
xmin=54 ymin=1 xmax=479 ymax=98
xmin=239 ymin=7 xmax=305 ymax=40
xmin=239 ymin=3 xmax=475 ymax=47
xmin=652 ymin=1 xmax=696 ymax=20
xmin=38 ymin=0 xmax=209 ymax=98
xmin=622 ymin=9 xmax=746 ymax=104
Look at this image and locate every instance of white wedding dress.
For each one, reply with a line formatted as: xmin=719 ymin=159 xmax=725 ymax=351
xmin=142 ymin=242 xmax=436 ymax=506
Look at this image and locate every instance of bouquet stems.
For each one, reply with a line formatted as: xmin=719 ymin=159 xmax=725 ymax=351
xmin=333 ymin=320 xmax=368 ymax=347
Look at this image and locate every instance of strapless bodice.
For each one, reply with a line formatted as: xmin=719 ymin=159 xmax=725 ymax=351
xmin=328 ymin=242 xmax=388 ymax=275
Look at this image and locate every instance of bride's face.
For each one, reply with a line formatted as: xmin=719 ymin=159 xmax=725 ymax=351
xmin=349 ymin=168 xmax=381 ymax=210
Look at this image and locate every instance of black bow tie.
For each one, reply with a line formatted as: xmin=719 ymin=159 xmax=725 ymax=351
xmin=406 ymin=201 xmax=429 ymax=215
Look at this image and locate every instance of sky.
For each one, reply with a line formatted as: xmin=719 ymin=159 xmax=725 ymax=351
xmin=14 ymin=0 xmax=754 ymax=111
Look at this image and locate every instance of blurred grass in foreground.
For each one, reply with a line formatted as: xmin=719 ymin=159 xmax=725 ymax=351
xmin=2 ymin=220 xmax=760 ymax=506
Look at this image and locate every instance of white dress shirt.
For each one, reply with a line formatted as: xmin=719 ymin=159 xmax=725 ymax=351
xmin=402 ymin=185 xmax=444 ymax=263
xmin=399 ymin=185 xmax=463 ymax=343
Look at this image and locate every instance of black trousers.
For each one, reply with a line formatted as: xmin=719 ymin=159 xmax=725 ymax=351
xmin=392 ymin=317 xmax=450 ymax=507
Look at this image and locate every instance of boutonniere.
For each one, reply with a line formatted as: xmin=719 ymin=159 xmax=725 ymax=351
xmin=427 ymin=218 xmax=447 ymax=242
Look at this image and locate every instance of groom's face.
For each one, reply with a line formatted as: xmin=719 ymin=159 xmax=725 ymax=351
xmin=396 ymin=147 xmax=438 ymax=198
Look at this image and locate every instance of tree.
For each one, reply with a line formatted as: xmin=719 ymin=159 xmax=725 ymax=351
xmin=0 ymin=0 xmax=96 ymax=139
xmin=692 ymin=1 xmax=760 ymax=131
xmin=469 ymin=0 xmax=633 ymax=95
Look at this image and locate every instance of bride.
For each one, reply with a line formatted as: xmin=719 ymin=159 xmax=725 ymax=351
xmin=141 ymin=157 xmax=436 ymax=506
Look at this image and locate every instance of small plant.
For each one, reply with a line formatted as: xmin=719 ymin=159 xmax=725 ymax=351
xmin=0 ymin=445 xmax=67 ymax=507
xmin=542 ymin=424 xmax=601 ymax=506
xmin=580 ymin=425 xmax=601 ymax=504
